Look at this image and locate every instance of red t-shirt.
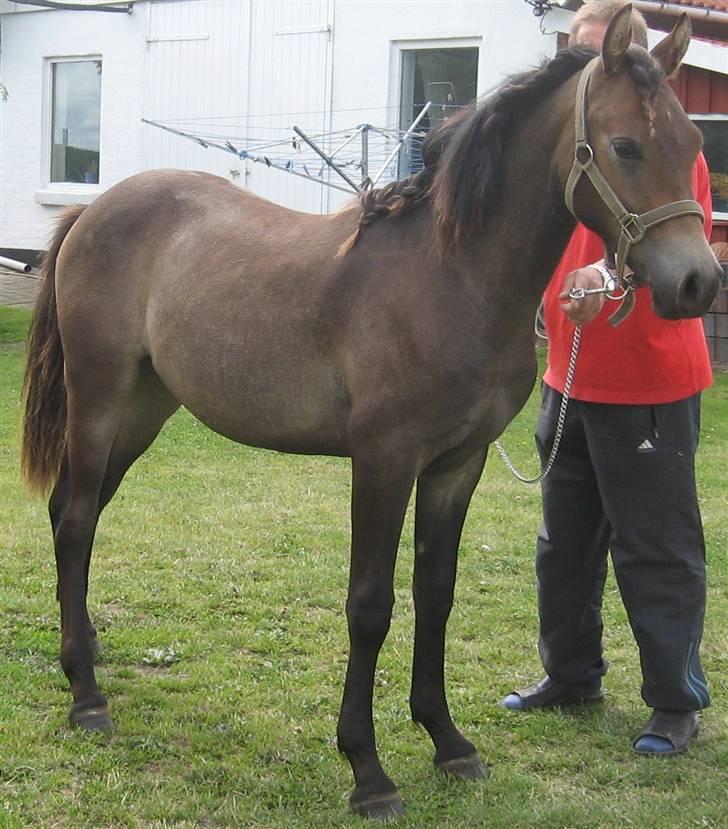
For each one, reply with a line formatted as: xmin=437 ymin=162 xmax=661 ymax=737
xmin=543 ymin=154 xmax=713 ymax=404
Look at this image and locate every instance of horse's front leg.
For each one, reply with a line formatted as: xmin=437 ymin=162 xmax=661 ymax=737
xmin=337 ymin=451 xmax=416 ymax=820
xmin=410 ymin=445 xmax=488 ymax=779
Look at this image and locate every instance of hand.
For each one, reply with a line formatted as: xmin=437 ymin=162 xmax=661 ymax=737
xmin=559 ymin=266 xmax=606 ymax=325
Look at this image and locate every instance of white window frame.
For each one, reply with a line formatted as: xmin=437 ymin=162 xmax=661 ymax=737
xmin=689 ymin=113 xmax=728 ymax=224
xmin=387 ymin=36 xmax=481 ymax=180
xmin=388 ymin=36 xmax=482 ymax=131
xmin=35 ymin=54 xmax=103 ymax=206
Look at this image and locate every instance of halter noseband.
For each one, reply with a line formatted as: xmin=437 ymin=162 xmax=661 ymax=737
xmin=565 ymin=58 xmax=704 ymax=325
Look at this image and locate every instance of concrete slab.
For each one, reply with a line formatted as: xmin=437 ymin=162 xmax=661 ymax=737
xmin=0 ymin=267 xmax=40 ymax=310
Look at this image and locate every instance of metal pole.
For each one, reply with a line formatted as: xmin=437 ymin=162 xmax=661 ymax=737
xmin=361 ymin=125 xmax=369 ymax=186
xmin=328 ymin=125 xmax=364 ymax=160
xmin=292 ymin=126 xmax=361 ymax=192
xmin=370 ymin=101 xmax=432 ymax=188
xmin=141 ymin=119 xmax=355 ymax=194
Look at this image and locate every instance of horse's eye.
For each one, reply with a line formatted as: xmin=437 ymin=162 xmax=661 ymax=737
xmin=612 ymin=139 xmax=641 ymax=160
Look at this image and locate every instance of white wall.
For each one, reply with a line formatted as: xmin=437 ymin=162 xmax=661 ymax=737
xmin=0 ymin=0 xmax=557 ymax=249
xmin=0 ymin=4 xmax=147 ymax=249
xmin=143 ymin=0 xmax=335 ymax=215
xmin=325 ymin=0 xmax=554 ymax=210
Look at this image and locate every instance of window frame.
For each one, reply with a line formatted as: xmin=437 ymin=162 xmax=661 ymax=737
xmin=689 ymin=112 xmax=728 ymax=223
xmin=36 ymin=54 xmax=103 ymax=206
xmin=388 ymin=36 xmax=481 ymax=180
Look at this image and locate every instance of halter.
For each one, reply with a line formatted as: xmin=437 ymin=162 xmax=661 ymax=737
xmin=565 ymin=57 xmax=704 ymax=325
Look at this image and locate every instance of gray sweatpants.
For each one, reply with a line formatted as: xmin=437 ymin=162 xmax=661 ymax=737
xmin=535 ymin=384 xmax=709 ymax=712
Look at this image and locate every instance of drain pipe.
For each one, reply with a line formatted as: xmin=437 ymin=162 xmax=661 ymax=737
xmin=632 ymin=1 xmax=728 ymax=26
xmin=0 ymin=255 xmax=32 ymax=274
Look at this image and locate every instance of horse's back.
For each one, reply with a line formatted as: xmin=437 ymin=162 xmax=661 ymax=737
xmin=54 ymin=170 xmax=359 ymax=454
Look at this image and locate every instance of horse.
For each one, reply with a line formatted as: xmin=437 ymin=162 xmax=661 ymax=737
xmin=21 ymin=8 xmax=721 ymax=820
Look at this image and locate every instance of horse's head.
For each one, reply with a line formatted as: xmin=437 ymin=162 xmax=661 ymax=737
xmin=561 ymin=5 xmax=722 ymax=319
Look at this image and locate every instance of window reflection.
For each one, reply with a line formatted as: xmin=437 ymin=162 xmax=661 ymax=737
xmin=399 ymin=47 xmax=478 ymax=176
xmin=51 ymin=60 xmax=101 ymax=184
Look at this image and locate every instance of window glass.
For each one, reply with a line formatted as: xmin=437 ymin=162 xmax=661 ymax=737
xmin=692 ymin=117 xmax=728 ymax=216
xmin=51 ymin=60 xmax=102 ymax=184
xmin=399 ymin=47 xmax=478 ymax=175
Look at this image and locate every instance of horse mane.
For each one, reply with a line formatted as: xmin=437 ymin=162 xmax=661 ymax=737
xmin=339 ymin=44 xmax=664 ymax=257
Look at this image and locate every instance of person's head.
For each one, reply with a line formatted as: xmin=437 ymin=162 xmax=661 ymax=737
xmin=569 ymin=0 xmax=649 ymax=50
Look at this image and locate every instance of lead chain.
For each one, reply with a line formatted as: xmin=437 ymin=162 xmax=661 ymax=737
xmin=493 ymin=324 xmax=581 ymax=484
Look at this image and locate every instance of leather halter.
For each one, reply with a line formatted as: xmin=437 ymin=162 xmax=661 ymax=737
xmin=564 ymin=58 xmax=704 ymax=324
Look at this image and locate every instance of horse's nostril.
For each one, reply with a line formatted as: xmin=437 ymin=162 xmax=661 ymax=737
xmin=680 ymin=271 xmax=700 ymax=307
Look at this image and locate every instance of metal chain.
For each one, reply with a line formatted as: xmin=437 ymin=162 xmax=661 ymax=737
xmin=493 ymin=324 xmax=582 ymax=484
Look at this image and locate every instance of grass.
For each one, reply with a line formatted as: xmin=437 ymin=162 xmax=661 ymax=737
xmin=0 ymin=307 xmax=34 ymax=344
xmin=1 ymin=306 xmax=727 ymax=828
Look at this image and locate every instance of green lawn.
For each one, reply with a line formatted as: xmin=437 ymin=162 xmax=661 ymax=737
xmin=1 ymin=307 xmax=727 ymax=828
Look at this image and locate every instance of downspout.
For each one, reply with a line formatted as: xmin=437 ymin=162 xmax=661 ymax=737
xmin=322 ymin=0 xmax=336 ymax=214
xmin=0 ymin=19 xmax=4 ymax=252
xmin=244 ymin=0 xmax=254 ymax=189
xmin=0 ymin=256 xmax=33 ymax=274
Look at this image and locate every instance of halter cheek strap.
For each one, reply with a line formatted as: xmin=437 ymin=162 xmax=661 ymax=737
xmin=565 ymin=58 xmax=705 ymax=326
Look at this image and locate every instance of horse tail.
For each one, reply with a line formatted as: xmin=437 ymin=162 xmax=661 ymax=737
xmin=21 ymin=206 xmax=85 ymax=495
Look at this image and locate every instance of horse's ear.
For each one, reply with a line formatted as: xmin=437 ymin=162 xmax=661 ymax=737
xmin=601 ymin=3 xmax=633 ymax=75
xmin=650 ymin=14 xmax=692 ymax=79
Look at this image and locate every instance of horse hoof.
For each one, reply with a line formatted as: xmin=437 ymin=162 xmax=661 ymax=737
xmin=70 ymin=706 xmax=114 ymax=733
xmin=349 ymin=790 xmax=405 ymax=821
xmin=436 ymin=752 xmax=489 ymax=781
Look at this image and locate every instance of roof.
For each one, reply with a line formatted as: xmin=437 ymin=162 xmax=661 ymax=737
xmin=558 ymin=0 xmax=728 ymax=13
xmin=2 ymin=0 xmax=136 ymax=11
xmin=668 ymin=1 xmax=728 ymax=10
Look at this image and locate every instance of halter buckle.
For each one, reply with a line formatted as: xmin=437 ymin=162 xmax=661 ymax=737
xmin=621 ymin=213 xmax=646 ymax=244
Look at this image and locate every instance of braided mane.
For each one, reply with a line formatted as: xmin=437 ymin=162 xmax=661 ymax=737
xmin=339 ymin=44 xmax=664 ymax=256
xmin=337 ymin=167 xmax=435 ymax=256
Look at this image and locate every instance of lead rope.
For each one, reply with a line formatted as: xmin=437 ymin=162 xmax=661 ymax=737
xmin=493 ymin=324 xmax=581 ymax=484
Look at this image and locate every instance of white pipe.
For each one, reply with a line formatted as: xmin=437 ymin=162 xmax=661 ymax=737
xmin=633 ymin=1 xmax=728 ymax=26
xmin=0 ymin=255 xmax=32 ymax=273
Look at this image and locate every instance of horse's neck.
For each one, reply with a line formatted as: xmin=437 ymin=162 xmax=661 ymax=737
xmin=465 ymin=85 xmax=578 ymax=325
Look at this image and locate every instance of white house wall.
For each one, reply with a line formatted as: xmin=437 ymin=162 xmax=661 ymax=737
xmin=0 ymin=5 xmax=147 ymax=249
xmin=243 ymin=0 xmax=334 ymax=214
xmin=143 ymin=1 xmax=255 ymax=190
xmin=0 ymin=0 xmax=556 ymax=249
xmin=325 ymin=1 xmax=554 ymax=211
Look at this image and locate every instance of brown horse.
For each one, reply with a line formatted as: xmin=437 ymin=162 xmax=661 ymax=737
xmin=21 ymin=9 xmax=721 ymax=820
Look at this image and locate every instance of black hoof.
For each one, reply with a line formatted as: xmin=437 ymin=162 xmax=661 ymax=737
xmin=436 ymin=753 xmax=489 ymax=781
xmin=349 ymin=790 xmax=405 ymax=821
xmin=70 ymin=705 xmax=114 ymax=733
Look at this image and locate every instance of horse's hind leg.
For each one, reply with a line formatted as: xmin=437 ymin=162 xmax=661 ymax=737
xmin=55 ymin=361 xmax=178 ymax=731
xmin=50 ymin=454 xmax=102 ymax=655
xmin=54 ymin=398 xmax=118 ymax=730
xmin=96 ymin=362 xmax=180 ymax=514
xmin=410 ymin=446 xmax=488 ymax=779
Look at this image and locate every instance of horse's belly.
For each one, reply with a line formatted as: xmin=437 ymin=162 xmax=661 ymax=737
xmin=152 ymin=341 xmax=351 ymax=456
xmin=186 ymin=390 xmax=350 ymax=457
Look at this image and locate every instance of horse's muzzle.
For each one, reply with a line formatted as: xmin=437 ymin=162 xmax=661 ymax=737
xmin=651 ymin=261 xmax=722 ymax=320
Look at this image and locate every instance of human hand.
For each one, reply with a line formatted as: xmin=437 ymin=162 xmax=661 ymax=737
xmin=559 ymin=266 xmax=607 ymax=325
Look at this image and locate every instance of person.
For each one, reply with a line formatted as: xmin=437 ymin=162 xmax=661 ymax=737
xmin=501 ymin=0 xmax=714 ymax=757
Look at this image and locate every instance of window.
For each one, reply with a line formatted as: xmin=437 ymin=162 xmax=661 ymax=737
xmin=691 ymin=115 xmax=728 ymax=220
xmin=398 ymin=46 xmax=478 ymax=175
xmin=50 ymin=59 xmax=102 ymax=185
